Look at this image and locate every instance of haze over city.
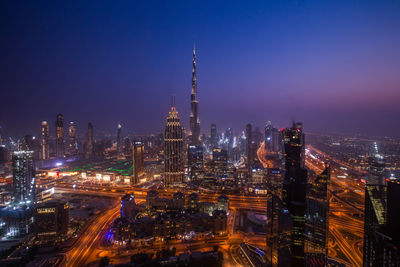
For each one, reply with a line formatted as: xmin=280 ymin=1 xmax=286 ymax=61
xmin=1 ymin=0 xmax=400 ymax=137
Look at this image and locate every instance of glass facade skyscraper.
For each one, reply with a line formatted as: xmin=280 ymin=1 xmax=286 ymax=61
xmin=12 ymin=151 xmax=35 ymax=204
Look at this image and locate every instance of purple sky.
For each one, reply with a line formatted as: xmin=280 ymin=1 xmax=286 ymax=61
xmin=1 ymin=1 xmax=400 ymax=138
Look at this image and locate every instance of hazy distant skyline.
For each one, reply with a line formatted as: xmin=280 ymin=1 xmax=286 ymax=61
xmin=1 ymin=1 xmax=400 ymax=137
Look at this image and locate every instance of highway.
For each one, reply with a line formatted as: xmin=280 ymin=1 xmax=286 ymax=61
xmin=61 ymin=201 xmax=120 ymax=267
xmin=55 ymin=186 xmax=268 ymax=211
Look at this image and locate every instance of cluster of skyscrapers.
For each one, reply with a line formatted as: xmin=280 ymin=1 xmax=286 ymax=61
xmin=39 ymin=114 xmax=101 ymax=161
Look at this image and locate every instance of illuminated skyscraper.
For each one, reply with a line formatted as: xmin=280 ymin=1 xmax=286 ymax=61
xmin=210 ymin=123 xmax=217 ymax=148
xmin=68 ymin=122 xmax=77 ymax=155
xmin=212 ymin=148 xmax=228 ymax=179
xmin=265 ymin=121 xmax=273 ymax=152
xmin=282 ymin=122 xmax=308 ymax=266
xmin=117 ymin=123 xmax=122 ymax=154
xmin=164 ymin=104 xmax=184 ymax=186
xmin=132 ymin=141 xmax=145 ymax=184
xmin=12 ymin=151 xmax=35 ymax=203
xmin=85 ymin=122 xmax=94 ymax=159
xmin=41 ymin=121 xmax=49 ymax=160
xmin=55 ymin=114 xmax=64 ymax=158
xmin=190 ymin=45 xmax=200 ymax=145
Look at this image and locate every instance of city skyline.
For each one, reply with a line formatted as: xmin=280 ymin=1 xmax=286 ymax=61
xmin=2 ymin=1 xmax=400 ymax=266
xmin=1 ymin=1 xmax=400 ymax=137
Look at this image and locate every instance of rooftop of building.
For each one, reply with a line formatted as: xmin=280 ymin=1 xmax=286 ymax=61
xmin=51 ymin=159 xmax=133 ymax=176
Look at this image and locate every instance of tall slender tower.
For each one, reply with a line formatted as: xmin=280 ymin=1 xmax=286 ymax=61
xmin=282 ymin=122 xmax=308 ymax=266
xmin=164 ymin=103 xmax=184 ymax=186
xmin=41 ymin=121 xmax=49 ymax=160
xmin=117 ymin=123 xmax=122 ymax=154
xmin=210 ymin=123 xmax=217 ymax=148
xmin=55 ymin=114 xmax=64 ymax=158
xmin=86 ymin=122 xmax=94 ymax=159
xmin=246 ymin=123 xmax=253 ymax=174
xmin=190 ymin=45 xmax=200 ymax=144
xmin=68 ymin=122 xmax=77 ymax=155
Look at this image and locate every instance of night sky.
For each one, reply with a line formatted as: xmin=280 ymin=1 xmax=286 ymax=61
xmin=1 ymin=1 xmax=400 ymax=138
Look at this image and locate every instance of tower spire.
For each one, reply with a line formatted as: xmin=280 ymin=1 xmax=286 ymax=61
xmin=170 ymin=95 xmax=176 ymax=107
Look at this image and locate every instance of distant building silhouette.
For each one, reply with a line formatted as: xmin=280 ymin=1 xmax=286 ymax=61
xmin=117 ymin=123 xmax=122 ymax=154
xmin=55 ymin=114 xmax=64 ymax=158
xmin=85 ymin=122 xmax=94 ymax=159
xmin=210 ymin=123 xmax=217 ymax=148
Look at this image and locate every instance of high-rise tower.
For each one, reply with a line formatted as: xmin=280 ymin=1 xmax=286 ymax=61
xmin=190 ymin=45 xmax=200 ymax=145
xmin=68 ymin=122 xmax=77 ymax=155
xmin=85 ymin=122 xmax=94 ymax=159
xmin=41 ymin=121 xmax=49 ymax=160
xmin=12 ymin=151 xmax=35 ymax=203
xmin=246 ymin=123 xmax=254 ymax=174
xmin=55 ymin=114 xmax=64 ymax=158
xmin=210 ymin=123 xmax=217 ymax=148
xmin=132 ymin=141 xmax=145 ymax=184
xmin=164 ymin=104 xmax=184 ymax=186
xmin=305 ymin=165 xmax=330 ymax=265
xmin=117 ymin=123 xmax=122 ymax=154
xmin=361 ymin=143 xmax=400 ymax=266
xmin=282 ymin=122 xmax=308 ymax=266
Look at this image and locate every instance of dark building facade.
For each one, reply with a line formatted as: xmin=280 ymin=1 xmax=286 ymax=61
xmin=363 ymin=155 xmax=400 ymax=266
xmin=85 ymin=122 xmax=94 ymax=159
xmin=132 ymin=141 xmax=145 ymax=184
xmin=35 ymin=200 xmax=69 ymax=236
xmin=305 ymin=166 xmax=330 ymax=266
xmin=187 ymin=145 xmax=203 ymax=182
xmin=282 ymin=122 xmax=308 ymax=266
xmin=55 ymin=114 xmax=64 ymax=158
